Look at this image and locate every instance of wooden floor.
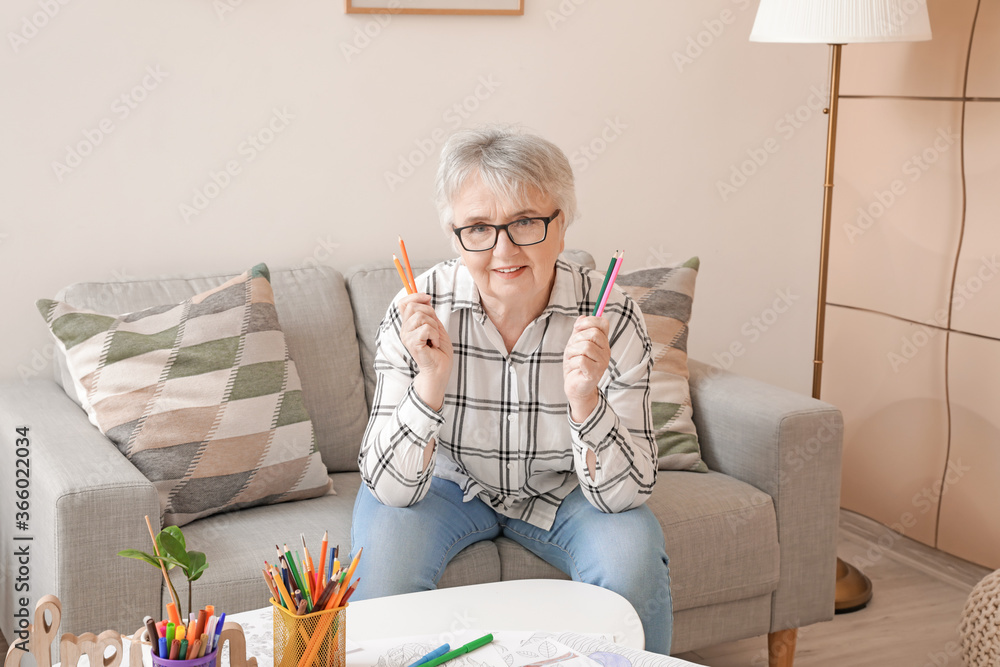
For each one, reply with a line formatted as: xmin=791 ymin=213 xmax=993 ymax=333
xmin=0 ymin=511 xmax=991 ymax=666
xmin=674 ymin=510 xmax=992 ymax=667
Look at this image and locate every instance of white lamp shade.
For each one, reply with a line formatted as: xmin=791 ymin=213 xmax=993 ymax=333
xmin=750 ymin=0 xmax=932 ymax=43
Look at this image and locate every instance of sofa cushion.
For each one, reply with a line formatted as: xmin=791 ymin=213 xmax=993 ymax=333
xmin=171 ymin=469 xmax=778 ymax=619
xmin=616 ymin=259 xmax=706 ymax=472
xmin=38 ymin=264 xmax=333 ymax=526
xmin=52 ymin=265 xmax=369 ymax=473
xmin=346 ymin=250 xmax=596 ymax=411
xmin=346 ymin=260 xmax=439 ymax=411
xmin=497 ymin=471 xmax=779 ymax=613
xmin=166 ymin=472 xmax=502 ymax=619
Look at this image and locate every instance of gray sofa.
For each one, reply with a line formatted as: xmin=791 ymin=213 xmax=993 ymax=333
xmin=0 ymin=254 xmax=843 ymax=658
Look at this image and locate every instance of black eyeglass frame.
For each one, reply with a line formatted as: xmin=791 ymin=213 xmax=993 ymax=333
xmin=452 ymin=209 xmax=562 ymax=252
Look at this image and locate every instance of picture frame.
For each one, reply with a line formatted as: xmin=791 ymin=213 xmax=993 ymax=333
xmin=345 ymin=0 xmax=523 ymax=15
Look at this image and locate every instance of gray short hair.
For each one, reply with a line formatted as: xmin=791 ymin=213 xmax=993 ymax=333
xmin=434 ymin=126 xmax=577 ymax=237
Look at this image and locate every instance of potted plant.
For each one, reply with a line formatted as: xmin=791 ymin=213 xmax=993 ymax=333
xmin=118 ymin=522 xmax=209 ymax=620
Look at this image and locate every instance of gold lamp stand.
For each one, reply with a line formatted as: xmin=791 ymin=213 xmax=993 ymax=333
xmin=813 ymin=43 xmax=873 ymax=615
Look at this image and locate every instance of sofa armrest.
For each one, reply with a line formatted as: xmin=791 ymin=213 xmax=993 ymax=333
xmin=687 ymin=360 xmax=843 ymax=631
xmin=0 ymin=381 xmax=161 ymax=645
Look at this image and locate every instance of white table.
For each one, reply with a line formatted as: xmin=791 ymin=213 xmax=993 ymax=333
xmin=108 ymin=580 xmax=706 ymax=667
xmin=227 ymin=579 xmax=646 ymax=667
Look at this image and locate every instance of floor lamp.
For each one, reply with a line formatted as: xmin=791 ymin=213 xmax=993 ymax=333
xmin=749 ymin=0 xmax=932 ymax=614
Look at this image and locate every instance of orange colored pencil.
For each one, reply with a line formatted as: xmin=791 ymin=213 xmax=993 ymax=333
xmin=317 ymin=531 xmax=328 ymax=597
xmin=398 ymin=236 xmax=417 ymax=293
xmin=393 ymin=255 xmax=415 ymax=295
xmin=331 ymin=548 xmax=362 ymax=609
xmin=271 ymin=565 xmax=295 ymax=611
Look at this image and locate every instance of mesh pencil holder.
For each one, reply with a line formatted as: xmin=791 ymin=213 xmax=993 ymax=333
xmin=271 ymin=598 xmax=347 ymax=667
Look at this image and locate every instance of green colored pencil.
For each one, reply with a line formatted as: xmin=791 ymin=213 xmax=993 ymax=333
xmin=592 ymin=252 xmax=618 ymax=316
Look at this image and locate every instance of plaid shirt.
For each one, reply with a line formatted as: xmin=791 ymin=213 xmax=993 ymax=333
xmin=359 ymin=258 xmax=657 ymax=530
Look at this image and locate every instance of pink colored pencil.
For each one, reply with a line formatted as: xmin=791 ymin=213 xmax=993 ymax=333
xmin=595 ymin=251 xmax=625 ymax=317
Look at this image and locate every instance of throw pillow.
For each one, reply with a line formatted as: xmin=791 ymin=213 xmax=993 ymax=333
xmin=36 ymin=263 xmax=332 ymax=526
xmin=616 ymin=257 xmax=707 ymax=472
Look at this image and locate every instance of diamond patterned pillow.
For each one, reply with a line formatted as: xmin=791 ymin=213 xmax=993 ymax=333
xmin=36 ymin=263 xmax=332 ymax=526
xmin=616 ymin=257 xmax=707 ymax=472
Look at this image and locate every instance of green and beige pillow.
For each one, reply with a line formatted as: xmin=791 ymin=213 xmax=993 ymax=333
xmin=617 ymin=257 xmax=707 ymax=472
xmin=37 ymin=263 xmax=331 ymax=526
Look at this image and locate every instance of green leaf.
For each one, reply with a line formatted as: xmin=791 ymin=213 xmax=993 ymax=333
xmin=157 ymin=556 xmax=187 ymax=569
xmin=161 ymin=526 xmax=186 ymax=551
xmin=158 ymin=531 xmax=191 ymax=569
xmin=187 ymin=552 xmax=208 ymax=581
xmin=117 ymin=549 xmax=161 ymax=568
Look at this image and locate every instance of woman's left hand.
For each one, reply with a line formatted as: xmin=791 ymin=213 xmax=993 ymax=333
xmin=563 ymin=315 xmax=611 ymax=422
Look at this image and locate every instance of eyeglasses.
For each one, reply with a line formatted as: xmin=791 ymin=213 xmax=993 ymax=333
xmin=452 ymin=210 xmax=561 ymax=252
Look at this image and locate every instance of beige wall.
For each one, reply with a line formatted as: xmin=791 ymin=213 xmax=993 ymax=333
xmin=1 ymin=0 xmax=830 ymax=392
xmin=826 ymin=0 xmax=1000 ymax=568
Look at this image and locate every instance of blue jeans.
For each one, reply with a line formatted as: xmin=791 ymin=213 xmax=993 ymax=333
xmin=350 ymin=477 xmax=673 ymax=654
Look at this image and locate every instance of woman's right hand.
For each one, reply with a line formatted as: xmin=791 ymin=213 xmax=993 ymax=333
xmin=399 ymin=292 xmax=453 ymax=411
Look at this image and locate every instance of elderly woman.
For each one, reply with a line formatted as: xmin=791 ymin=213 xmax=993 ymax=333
xmin=351 ymin=127 xmax=672 ymax=654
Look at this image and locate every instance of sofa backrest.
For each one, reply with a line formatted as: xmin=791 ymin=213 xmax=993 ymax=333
xmin=345 ymin=250 xmax=596 ymax=411
xmin=345 ymin=260 xmax=441 ymax=411
xmin=52 ymin=266 xmax=369 ymax=473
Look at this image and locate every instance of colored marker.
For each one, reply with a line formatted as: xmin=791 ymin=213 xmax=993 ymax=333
xmin=212 ymin=612 xmax=226 ymax=651
xmin=408 ymin=643 xmax=451 ymax=667
xmin=421 ymin=634 xmax=494 ymax=667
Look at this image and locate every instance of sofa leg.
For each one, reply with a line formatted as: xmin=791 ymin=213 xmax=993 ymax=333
xmin=767 ymin=628 xmax=797 ymax=667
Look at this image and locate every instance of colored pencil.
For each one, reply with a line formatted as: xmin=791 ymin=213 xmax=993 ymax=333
xmin=595 ymin=251 xmax=625 ymax=317
xmin=317 ymin=531 xmax=328 ymax=597
xmin=272 ymin=564 xmax=295 ymax=610
xmin=263 ymin=564 xmax=282 ymax=606
xmin=331 ymin=548 xmax=362 ymax=608
xmin=394 ymin=255 xmax=415 ymax=295
xmin=398 ymin=236 xmax=417 ymax=293
xmin=340 ymin=578 xmax=359 ymax=605
xmin=592 ymin=252 xmax=618 ymax=317
xmin=283 ymin=544 xmax=313 ymax=611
